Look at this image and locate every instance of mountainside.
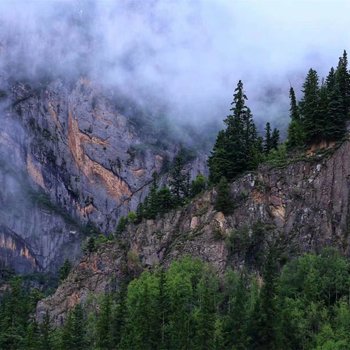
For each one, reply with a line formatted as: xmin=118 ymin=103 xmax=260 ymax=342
xmin=0 ymin=76 xmax=206 ymax=273
xmin=37 ymin=139 xmax=350 ymax=324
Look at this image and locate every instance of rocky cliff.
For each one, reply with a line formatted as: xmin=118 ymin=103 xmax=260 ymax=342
xmin=0 ymin=76 xmax=206 ymax=273
xmin=37 ymin=139 xmax=350 ymax=324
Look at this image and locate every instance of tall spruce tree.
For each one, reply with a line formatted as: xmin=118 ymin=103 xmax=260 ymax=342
xmin=208 ymin=80 xmax=261 ymax=183
xmin=326 ymin=67 xmax=346 ymax=140
xmin=271 ymin=128 xmax=280 ymax=150
xmin=264 ymin=122 xmax=272 ymax=154
xmin=335 ymin=50 xmax=350 ymax=119
xmin=299 ymin=68 xmax=321 ymax=144
xmin=169 ymin=154 xmax=190 ymax=205
xmin=287 ymin=87 xmax=305 ymax=150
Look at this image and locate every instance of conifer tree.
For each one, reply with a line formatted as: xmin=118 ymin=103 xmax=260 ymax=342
xmin=326 ymin=67 xmax=346 ymax=140
xmin=287 ymin=87 xmax=305 ymax=150
xmin=144 ymin=173 xmax=159 ymax=219
xmin=264 ymin=122 xmax=272 ymax=154
xmin=214 ymin=177 xmax=233 ymax=214
xmin=169 ymin=154 xmax=190 ymax=205
xmin=299 ymin=69 xmax=321 ymax=143
xmin=190 ymin=174 xmax=207 ymax=197
xmin=208 ymin=130 xmax=231 ymax=183
xmin=271 ymin=128 xmax=280 ymax=150
xmin=59 ymin=260 xmax=72 ymax=282
xmin=208 ymin=80 xmax=261 ymax=183
xmin=39 ymin=312 xmax=52 ymax=350
xmin=248 ymin=248 xmax=278 ymax=350
xmin=335 ymin=50 xmax=350 ymax=119
xmin=96 ymin=295 xmax=113 ymax=349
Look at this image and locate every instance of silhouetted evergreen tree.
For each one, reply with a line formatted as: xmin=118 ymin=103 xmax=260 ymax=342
xmin=271 ymin=128 xmax=280 ymax=150
xmin=335 ymin=50 xmax=350 ymax=119
xmin=264 ymin=122 xmax=272 ymax=154
xmin=169 ymin=154 xmax=190 ymax=205
xmin=287 ymin=87 xmax=305 ymax=150
xmin=300 ymin=68 xmax=321 ymax=143
xmin=326 ymin=67 xmax=346 ymax=140
xmin=208 ymin=80 xmax=261 ymax=183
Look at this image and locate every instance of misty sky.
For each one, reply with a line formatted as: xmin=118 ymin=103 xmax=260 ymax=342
xmin=1 ymin=0 xmax=350 ymax=133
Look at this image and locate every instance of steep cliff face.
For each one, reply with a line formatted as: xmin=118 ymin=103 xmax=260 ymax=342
xmin=36 ymin=140 xmax=350 ymax=324
xmin=0 ymin=76 xmax=206 ymax=273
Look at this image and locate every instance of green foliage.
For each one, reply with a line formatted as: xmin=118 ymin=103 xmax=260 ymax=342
xmin=59 ymin=260 xmax=72 ymax=282
xmin=287 ymin=51 xmax=350 ymax=150
xmin=208 ymin=80 xmax=265 ymax=183
xmin=169 ymin=154 xmax=190 ymax=206
xmin=85 ymin=236 xmax=96 ymax=253
xmin=116 ymin=216 xmax=128 ymax=234
xmin=266 ymin=144 xmax=288 ymax=167
xmin=3 ymin=251 xmax=350 ymax=349
xmin=190 ymin=174 xmax=207 ymax=198
xmin=214 ymin=176 xmax=234 ymax=214
xmin=127 ymin=211 xmax=137 ymax=224
xmin=132 ymin=166 xmax=200 ymax=223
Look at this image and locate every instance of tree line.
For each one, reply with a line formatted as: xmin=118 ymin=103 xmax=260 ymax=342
xmin=2 ymin=249 xmax=350 ymax=349
xmin=209 ymin=50 xmax=350 ymax=184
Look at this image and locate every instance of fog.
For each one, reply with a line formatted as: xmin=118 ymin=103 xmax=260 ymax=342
xmin=1 ymin=0 xmax=350 ymax=133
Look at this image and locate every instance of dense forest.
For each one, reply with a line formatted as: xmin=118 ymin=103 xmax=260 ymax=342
xmin=2 ymin=50 xmax=350 ymax=350
xmin=2 ymin=249 xmax=350 ymax=350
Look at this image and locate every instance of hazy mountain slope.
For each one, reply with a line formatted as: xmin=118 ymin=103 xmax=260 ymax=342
xmin=36 ymin=139 xmax=350 ymax=324
xmin=0 ymin=76 xmax=206 ymax=273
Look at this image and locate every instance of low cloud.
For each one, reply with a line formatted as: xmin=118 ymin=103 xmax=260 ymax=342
xmin=1 ymin=0 xmax=350 ymax=135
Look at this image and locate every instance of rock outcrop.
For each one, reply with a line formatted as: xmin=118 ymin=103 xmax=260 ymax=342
xmin=37 ymin=140 xmax=350 ymax=324
xmin=0 ymin=76 xmax=206 ymax=273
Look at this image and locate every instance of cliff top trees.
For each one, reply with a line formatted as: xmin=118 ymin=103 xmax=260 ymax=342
xmin=300 ymin=68 xmax=321 ymax=143
xmin=208 ymin=80 xmax=263 ymax=183
xmin=287 ymin=51 xmax=350 ymax=150
xmin=287 ymin=87 xmax=305 ymax=150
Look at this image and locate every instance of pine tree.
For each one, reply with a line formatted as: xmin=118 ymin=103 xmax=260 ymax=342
xmin=317 ymin=81 xmax=330 ymax=139
xmin=193 ymin=271 xmax=217 ymax=349
xmin=86 ymin=236 xmax=96 ymax=253
xmin=190 ymin=174 xmax=207 ymax=198
xmin=61 ymin=305 xmax=87 ymax=350
xmin=326 ymin=67 xmax=346 ymax=140
xmin=299 ymin=69 xmax=321 ymax=143
xmin=287 ymin=87 xmax=305 ymax=150
xmin=224 ymin=272 xmax=249 ymax=350
xmin=208 ymin=80 xmax=261 ymax=183
xmin=169 ymin=154 xmax=190 ymax=205
xmin=248 ymin=249 xmax=278 ymax=350
xmin=111 ymin=284 xmax=127 ymax=348
xmin=208 ymin=130 xmax=231 ymax=183
xmin=144 ymin=173 xmax=159 ymax=219
xmin=59 ymin=260 xmax=72 ymax=282
xmin=264 ymin=122 xmax=272 ymax=154
xmin=214 ymin=177 xmax=233 ymax=214
xmin=157 ymin=186 xmax=175 ymax=215
xmin=96 ymin=294 xmax=113 ymax=349
xmin=271 ymin=128 xmax=280 ymax=150
xmin=335 ymin=50 xmax=350 ymax=119
xmin=39 ymin=312 xmax=52 ymax=350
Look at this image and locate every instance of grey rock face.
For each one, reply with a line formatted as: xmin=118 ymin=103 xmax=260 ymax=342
xmin=0 ymin=77 xmax=205 ymax=273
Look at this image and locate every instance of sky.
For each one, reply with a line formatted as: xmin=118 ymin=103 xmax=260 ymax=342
xmin=1 ymin=0 xmax=350 ymax=134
